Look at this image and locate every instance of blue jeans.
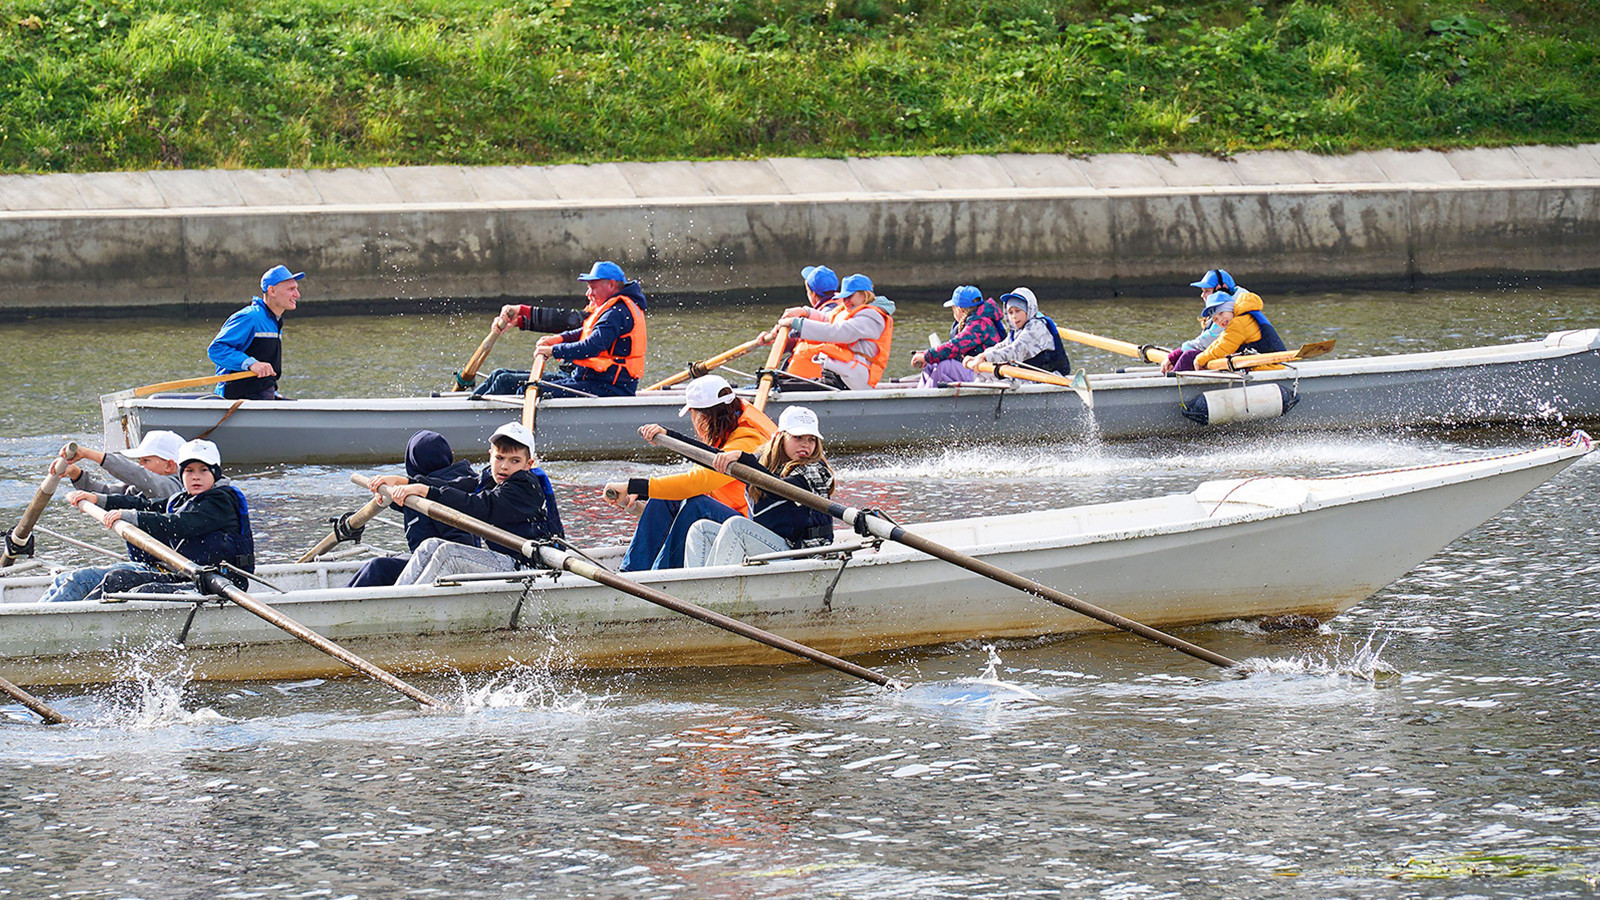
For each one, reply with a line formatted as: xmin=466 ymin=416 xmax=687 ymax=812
xmin=40 ymin=562 xmax=153 ymax=603
xmin=620 ymin=496 xmax=740 ymax=572
xmin=472 ymin=368 xmax=636 ymax=399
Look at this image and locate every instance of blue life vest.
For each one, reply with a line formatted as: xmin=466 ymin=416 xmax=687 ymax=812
xmin=128 ymin=486 xmax=255 ymax=583
xmin=1024 ymin=316 xmax=1072 ymax=375
xmin=1241 ymin=311 xmax=1287 ymax=354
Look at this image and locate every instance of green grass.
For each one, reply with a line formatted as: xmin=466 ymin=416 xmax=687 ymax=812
xmin=1 ymin=0 xmax=1597 ymax=173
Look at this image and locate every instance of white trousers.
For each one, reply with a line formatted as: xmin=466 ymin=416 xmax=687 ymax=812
xmin=394 ymin=538 xmax=518 ymax=585
xmin=683 ymin=516 xmax=791 ymax=568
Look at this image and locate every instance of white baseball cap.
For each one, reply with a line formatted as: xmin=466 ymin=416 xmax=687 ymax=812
xmin=118 ymin=430 xmax=185 ymax=462
xmin=679 ymin=374 xmax=737 ymax=417
xmin=490 ymin=421 xmax=537 ymax=456
xmin=177 ymin=439 xmax=222 ymax=469
xmin=777 ymin=406 xmax=823 ymax=439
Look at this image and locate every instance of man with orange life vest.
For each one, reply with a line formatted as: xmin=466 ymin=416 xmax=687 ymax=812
xmin=472 ymin=260 xmax=648 ymax=398
xmin=760 ymin=273 xmax=896 ymax=390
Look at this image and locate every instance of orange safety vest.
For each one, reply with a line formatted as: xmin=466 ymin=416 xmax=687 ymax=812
xmin=571 ymin=294 xmax=647 ymax=382
xmin=786 ymin=304 xmax=895 ymax=387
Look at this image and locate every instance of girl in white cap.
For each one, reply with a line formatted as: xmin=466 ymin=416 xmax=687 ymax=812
xmin=603 ymin=374 xmax=776 ymax=571
xmin=683 ymin=405 xmax=836 ymax=568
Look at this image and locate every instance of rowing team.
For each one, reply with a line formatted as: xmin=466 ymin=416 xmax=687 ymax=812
xmin=37 ymin=377 xmax=835 ymax=601
xmin=205 ymin=259 xmax=1289 ymax=402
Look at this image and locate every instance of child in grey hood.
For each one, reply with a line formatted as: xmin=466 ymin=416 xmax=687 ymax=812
xmin=967 ymin=287 xmax=1071 ymax=379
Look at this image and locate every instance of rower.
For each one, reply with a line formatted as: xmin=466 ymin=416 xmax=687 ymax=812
xmin=1164 ymin=269 xmax=1288 ymax=374
xmin=369 ymin=422 xmax=563 ymax=586
xmin=913 ymin=285 xmax=1004 ymax=386
xmin=761 ymin=273 xmax=895 ymax=390
xmin=61 ymin=430 xmax=185 ymax=503
xmin=473 ymin=260 xmax=649 ymax=399
xmin=684 ymin=406 xmax=837 ymax=567
xmin=208 ymin=264 xmax=302 ymax=400
xmin=346 ymin=430 xmax=485 ymax=588
xmin=966 ymin=287 xmax=1071 ymax=379
xmin=602 ymin=374 xmax=777 ymax=571
xmin=43 ymin=440 xmax=254 ymax=602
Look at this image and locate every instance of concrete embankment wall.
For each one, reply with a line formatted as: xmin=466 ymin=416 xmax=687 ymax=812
xmin=1 ymin=144 xmax=1597 ymax=316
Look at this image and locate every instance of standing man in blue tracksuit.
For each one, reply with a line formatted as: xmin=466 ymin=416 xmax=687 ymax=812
xmin=208 ymin=264 xmax=303 ymax=400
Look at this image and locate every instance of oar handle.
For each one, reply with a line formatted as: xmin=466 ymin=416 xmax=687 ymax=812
xmin=522 ymin=354 xmax=548 ymax=431
xmin=651 ymin=432 xmax=1238 ymax=669
xmin=69 ymin=497 xmax=445 ymax=708
xmin=452 ymin=320 xmax=505 ymax=390
xmin=353 ymin=474 xmax=901 ymax=688
xmin=643 ymin=337 xmax=765 ymax=391
xmin=753 ymin=325 xmax=790 ymax=411
xmin=296 ymin=494 xmax=388 ymax=563
xmin=1 ymin=452 xmax=74 ymax=568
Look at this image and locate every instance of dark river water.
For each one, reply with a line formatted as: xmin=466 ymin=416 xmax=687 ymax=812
xmin=1 ymin=286 xmax=1598 ymax=897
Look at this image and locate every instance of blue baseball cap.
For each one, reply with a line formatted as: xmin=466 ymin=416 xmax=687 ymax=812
xmin=1202 ymin=289 xmax=1234 ymax=314
xmin=944 ymin=285 xmax=983 ymax=308
xmin=834 ymin=273 xmax=874 ymax=298
xmin=801 ymin=265 xmax=839 ymax=295
xmin=1190 ymin=268 xmax=1236 ymax=291
xmin=260 ymin=265 xmax=305 ymax=292
xmin=578 ymin=260 xmax=627 ymax=282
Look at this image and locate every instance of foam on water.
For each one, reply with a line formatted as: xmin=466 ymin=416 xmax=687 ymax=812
xmin=456 ymin=663 xmax=607 ymax=715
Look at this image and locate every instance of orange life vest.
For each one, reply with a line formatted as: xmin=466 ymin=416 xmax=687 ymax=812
xmin=786 ymin=303 xmax=895 ymax=387
xmin=571 ymin=294 xmax=647 ymax=382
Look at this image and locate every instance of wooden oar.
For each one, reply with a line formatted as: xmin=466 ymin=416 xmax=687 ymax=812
xmin=1204 ymin=340 xmax=1336 ymax=371
xmin=69 ymin=497 xmax=445 ymax=708
xmin=297 ymin=495 xmax=387 ymax=563
xmin=521 ymin=355 xmax=548 ymax=431
xmin=968 ymin=362 xmax=1093 ymax=408
xmin=451 ymin=319 xmax=505 ymax=391
xmin=643 ymin=337 xmax=765 ymax=391
xmin=1055 ymin=326 xmax=1170 ymax=364
xmin=354 ymin=474 xmax=902 ymax=689
xmin=752 ymin=324 xmax=790 ymax=411
xmin=0 ymin=674 xmax=69 ymax=725
xmin=131 ymin=371 xmax=254 ymax=399
xmin=651 ymin=431 xmax=1239 ymax=669
xmin=1 ymin=444 xmax=75 ymax=569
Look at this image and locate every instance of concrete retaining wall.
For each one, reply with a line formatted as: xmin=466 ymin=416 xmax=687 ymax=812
xmin=1 ymin=145 xmax=1597 ymax=316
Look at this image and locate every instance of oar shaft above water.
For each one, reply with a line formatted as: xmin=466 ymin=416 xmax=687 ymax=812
xmin=68 ymin=497 xmax=445 ymax=708
xmin=651 ymin=432 xmax=1239 ymax=669
xmin=352 ymin=474 xmax=901 ymax=688
xmin=0 ymin=673 xmax=70 ymax=725
xmin=643 ymin=337 xmax=765 ymax=391
xmin=2 ymin=445 xmax=75 ymax=569
xmin=297 ymin=494 xmax=388 ymax=563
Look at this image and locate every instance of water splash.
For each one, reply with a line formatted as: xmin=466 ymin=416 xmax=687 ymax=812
xmin=894 ymin=645 xmax=1044 ymax=706
xmin=83 ymin=647 xmax=230 ymax=728
xmin=1236 ymin=632 xmax=1401 ymax=682
xmin=456 ymin=659 xmax=605 ymax=715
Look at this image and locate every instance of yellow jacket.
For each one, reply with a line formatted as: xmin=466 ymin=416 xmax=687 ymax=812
xmin=645 ymin=405 xmax=777 ymax=514
xmin=1193 ymin=290 xmax=1286 ymax=371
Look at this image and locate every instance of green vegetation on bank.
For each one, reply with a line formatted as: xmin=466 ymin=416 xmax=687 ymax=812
xmin=1 ymin=0 xmax=1597 ymax=173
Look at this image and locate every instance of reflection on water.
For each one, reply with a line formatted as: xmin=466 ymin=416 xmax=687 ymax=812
xmin=1 ymin=286 xmax=1599 ymax=898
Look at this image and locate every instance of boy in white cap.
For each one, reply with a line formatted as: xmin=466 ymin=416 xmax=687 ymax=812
xmin=367 ymin=421 xmax=564 ymax=585
xmin=61 ymin=430 xmax=185 ymax=501
xmin=208 ymin=264 xmax=303 ymax=400
xmin=43 ymin=439 xmax=255 ymax=602
xmin=684 ymin=405 xmax=837 ymax=567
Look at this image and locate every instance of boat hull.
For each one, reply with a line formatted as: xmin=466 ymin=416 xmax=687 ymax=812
xmin=1 ymin=438 xmax=1586 ymax=685
xmin=103 ymin=330 xmax=1600 ymax=463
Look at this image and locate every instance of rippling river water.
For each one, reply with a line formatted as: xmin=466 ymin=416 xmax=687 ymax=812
xmin=2 ymin=287 xmax=1598 ymax=897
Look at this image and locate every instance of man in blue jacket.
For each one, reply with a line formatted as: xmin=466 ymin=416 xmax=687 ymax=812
xmin=208 ymin=264 xmax=303 ymax=400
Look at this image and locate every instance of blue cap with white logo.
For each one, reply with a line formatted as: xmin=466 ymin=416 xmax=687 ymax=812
xmin=260 ymin=265 xmax=305 ymax=292
xmin=578 ymin=260 xmax=627 ymax=282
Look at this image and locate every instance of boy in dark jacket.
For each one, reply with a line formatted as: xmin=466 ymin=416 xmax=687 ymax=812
xmin=43 ymin=439 xmax=254 ymax=602
xmin=365 ymin=422 xmax=563 ymax=586
xmin=346 ymin=430 xmax=483 ymax=588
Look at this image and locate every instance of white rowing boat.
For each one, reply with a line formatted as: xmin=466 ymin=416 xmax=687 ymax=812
xmin=1 ymin=434 xmax=1588 ymax=686
xmin=100 ymin=330 xmax=1600 ymax=463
